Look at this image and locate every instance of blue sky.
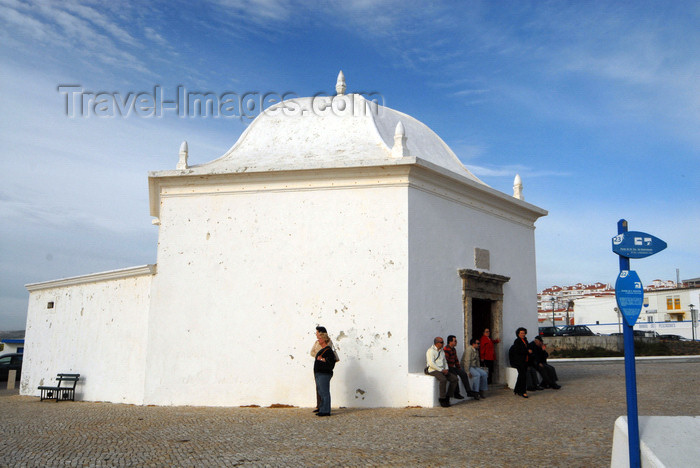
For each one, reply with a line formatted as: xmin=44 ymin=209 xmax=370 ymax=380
xmin=1 ymin=0 xmax=698 ymax=330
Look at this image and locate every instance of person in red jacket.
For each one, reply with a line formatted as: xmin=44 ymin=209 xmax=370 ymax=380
xmin=479 ymin=328 xmax=500 ymax=384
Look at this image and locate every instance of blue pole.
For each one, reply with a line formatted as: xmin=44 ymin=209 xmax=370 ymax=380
xmin=618 ymin=219 xmax=641 ymax=468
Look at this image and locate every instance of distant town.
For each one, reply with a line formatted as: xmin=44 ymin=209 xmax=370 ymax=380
xmin=538 ymin=277 xmax=700 ymax=339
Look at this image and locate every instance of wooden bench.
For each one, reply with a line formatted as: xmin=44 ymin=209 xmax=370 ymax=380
xmin=38 ymin=373 xmax=80 ymax=402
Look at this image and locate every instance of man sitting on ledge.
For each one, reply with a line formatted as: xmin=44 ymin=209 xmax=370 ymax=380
xmin=529 ymin=336 xmax=561 ymax=390
xmin=426 ymin=336 xmax=459 ymax=407
xmin=443 ymin=335 xmax=480 ymax=400
xmin=466 ymin=337 xmax=489 ymax=399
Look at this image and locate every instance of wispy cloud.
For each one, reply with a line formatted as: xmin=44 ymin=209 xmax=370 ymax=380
xmin=143 ymin=26 xmax=167 ymax=47
xmin=469 ymin=164 xmax=570 ymax=179
xmin=210 ymin=0 xmax=295 ymax=23
xmin=305 ymin=1 xmax=700 ymax=146
xmin=0 ymin=0 xmax=152 ymax=75
xmin=60 ymin=1 xmax=139 ymax=47
xmin=0 ymin=196 xmax=136 ymax=235
xmin=0 ymin=1 xmax=49 ymax=40
xmin=451 ymin=143 xmax=486 ymax=161
xmin=453 ymin=89 xmax=490 ymax=97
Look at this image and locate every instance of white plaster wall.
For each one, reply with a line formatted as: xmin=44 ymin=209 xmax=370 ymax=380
xmin=575 ymin=296 xmax=619 ymax=326
xmin=407 ymin=187 xmax=540 ymax=376
xmin=20 ymin=275 xmax=151 ymax=404
xmin=145 ymin=184 xmax=411 ymax=407
xmin=611 ymin=416 xmax=700 ymax=468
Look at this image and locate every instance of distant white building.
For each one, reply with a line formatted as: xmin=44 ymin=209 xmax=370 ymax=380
xmin=683 ymin=277 xmax=700 ymax=288
xmin=21 ymin=73 xmax=547 ymax=408
xmin=538 ymin=282 xmax=614 ymax=326
xmin=537 ymin=280 xmax=686 ymax=328
xmin=0 ymin=339 xmax=24 ymax=356
xmin=574 ymin=286 xmax=700 ymax=338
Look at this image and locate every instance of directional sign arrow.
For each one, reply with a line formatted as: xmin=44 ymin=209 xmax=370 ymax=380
xmin=615 ymin=270 xmax=644 ymax=326
xmin=612 ymin=231 xmax=667 ymax=259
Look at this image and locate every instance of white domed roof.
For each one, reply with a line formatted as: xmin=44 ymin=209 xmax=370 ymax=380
xmin=183 ymin=92 xmax=484 ymax=184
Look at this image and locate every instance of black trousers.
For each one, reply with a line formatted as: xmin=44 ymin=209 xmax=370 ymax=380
xmin=514 ymin=364 xmax=528 ymax=394
xmin=526 ymin=367 xmax=540 ymax=390
xmin=448 ymin=366 xmax=472 ymax=394
xmin=544 ymin=363 xmax=558 ymax=381
xmin=536 ymin=363 xmax=558 ymax=387
xmin=482 ymin=359 xmax=494 ymax=383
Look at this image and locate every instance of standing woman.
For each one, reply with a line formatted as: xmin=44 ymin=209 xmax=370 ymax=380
xmin=314 ymin=332 xmax=336 ymax=417
xmin=311 ymin=326 xmax=339 ymax=413
xmin=509 ymin=327 xmax=531 ymax=398
xmin=479 ymin=328 xmax=500 ymax=384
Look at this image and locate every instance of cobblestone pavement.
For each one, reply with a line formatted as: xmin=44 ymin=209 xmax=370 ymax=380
xmin=1 ymin=359 xmax=699 ymax=467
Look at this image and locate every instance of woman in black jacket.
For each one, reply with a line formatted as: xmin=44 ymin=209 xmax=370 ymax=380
xmin=509 ymin=327 xmax=532 ymax=398
xmin=314 ymin=333 xmax=336 ymax=416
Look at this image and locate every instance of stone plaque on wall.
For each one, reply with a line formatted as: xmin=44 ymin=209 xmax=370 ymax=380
xmin=475 ymin=248 xmax=490 ymax=270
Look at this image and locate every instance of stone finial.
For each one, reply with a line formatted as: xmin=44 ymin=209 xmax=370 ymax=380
xmin=335 ymin=70 xmax=346 ymax=96
xmin=513 ymin=174 xmax=523 ymax=200
xmin=177 ymin=141 xmax=188 ymax=170
xmin=391 ymin=121 xmax=409 ymax=158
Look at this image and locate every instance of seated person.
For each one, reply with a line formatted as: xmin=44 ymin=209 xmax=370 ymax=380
xmin=466 ymin=338 xmax=489 ymax=398
xmin=529 ymin=336 xmax=561 ymax=389
xmin=526 ymin=365 xmax=542 ymax=391
xmin=426 ymin=337 xmax=459 ymax=407
xmin=443 ymin=335 xmax=480 ymax=400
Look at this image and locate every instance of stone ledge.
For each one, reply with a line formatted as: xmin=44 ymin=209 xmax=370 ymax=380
xmin=406 ymin=372 xmax=478 ymax=407
xmin=611 ymin=416 xmax=700 ymax=467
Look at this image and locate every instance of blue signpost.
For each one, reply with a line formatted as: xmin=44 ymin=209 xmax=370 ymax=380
xmin=612 ymin=231 xmax=667 ymax=260
xmin=612 ymin=220 xmax=667 ymax=468
xmin=615 ymin=270 xmax=644 ymax=326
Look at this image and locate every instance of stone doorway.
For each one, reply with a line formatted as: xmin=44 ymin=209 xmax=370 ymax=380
xmin=472 ymin=298 xmax=492 ymax=340
xmin=458 ymin=269 xmax=510 ymax=384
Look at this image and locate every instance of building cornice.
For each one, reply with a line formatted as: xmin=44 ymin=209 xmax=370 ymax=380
xmin=148 ymin=164 xmax=414 ymax=219
xmin=407 ymin=161 xmax=547 ymax=227
xmin=26 ymin=264 xmax=157 ymax=292
xmin=147 ymin=159 xmax=547 ymax=228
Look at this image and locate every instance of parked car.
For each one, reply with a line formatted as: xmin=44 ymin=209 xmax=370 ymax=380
xmin=555 ymin=325 xmax=595 ymax=336
xmin=538 ymin=326 xmax=558 ymax=337
xmin=609 ymin=330 xmax=658 ymax=338
xmin=658 ymin=334 xmax=688 ymax=341
xmin=0 ymin=353 xmax=23 ymax=382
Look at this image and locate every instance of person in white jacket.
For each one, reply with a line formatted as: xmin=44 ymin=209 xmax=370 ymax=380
xmin=425 ymin=337 xmax=459 ymax=407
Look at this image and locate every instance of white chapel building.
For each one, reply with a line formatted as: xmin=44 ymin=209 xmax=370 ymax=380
xmin=22 ymin=73 xmax=547 ymax=408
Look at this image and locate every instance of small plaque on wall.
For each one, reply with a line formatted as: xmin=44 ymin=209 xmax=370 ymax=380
xmin=475 ymin=248 xmax=490 ymax=270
